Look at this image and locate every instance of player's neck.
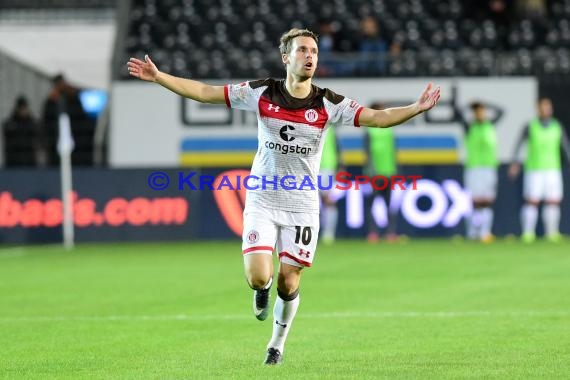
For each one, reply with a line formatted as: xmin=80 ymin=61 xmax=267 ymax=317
xmin=284 ymin=75 xmax=312 ymax=99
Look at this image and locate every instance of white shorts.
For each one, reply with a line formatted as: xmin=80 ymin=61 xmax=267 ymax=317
xmin=242 ymin=206 xmax=320 ymax=268
xmin=464 ymin=167 xmax=497 ymax=200
xmin=523 ymin=170 xmax=563 ymax=202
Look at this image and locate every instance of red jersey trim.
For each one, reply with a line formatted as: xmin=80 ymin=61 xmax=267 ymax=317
xmin=258 ymin=96 xmax=328 ymax=129
xmin=224 ymin=85 xmax=231 ymax=108
xmin=243 ymin=246 xmax=274 ymax=255
xmin=354 ymin=106 xmax=364 ymax=127
xmin=278 ymin=251 xmax=312 ymax=267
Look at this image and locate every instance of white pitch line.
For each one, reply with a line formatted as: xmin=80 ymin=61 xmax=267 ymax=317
xmin=0 ymin=247 xmax=27 ymax=258
xmin=0 ymin=311 xmax=569 ymax=323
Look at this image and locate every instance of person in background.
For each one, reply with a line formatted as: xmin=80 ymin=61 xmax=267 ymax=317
xmin=315 ymin=19 xmax=340 ymax=77
xmin=509 ymin=97 xmax=570 ymax=242
xmin=515 ymin=0 xmax=547 ymax=19
xmin=319 ymin=126 xmax=343 ymax=244
xmin=42 ymin=73 xmax=92 ymax=166
xmin=457 ymin=101 xmax=503 ymax=243
xmin=357 ymin=16 xmax=389 ymax=76
xmin=364 ymin=102 xmax=399 ymax=243
xmin=2 ymin=96 xmax=47 ymax=167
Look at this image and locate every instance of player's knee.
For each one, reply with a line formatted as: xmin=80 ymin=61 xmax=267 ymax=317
xmin=246 ymin=272 xmax=271 ymax=290
xmin=277 ymin=272 xmax=300 ymax=295
xmin=243 ymin=253 xmax=273 ymax=289
xmin=277 ymin=286 xmax=299 ymax=301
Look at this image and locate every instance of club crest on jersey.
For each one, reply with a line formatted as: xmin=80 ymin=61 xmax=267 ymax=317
xmin=247 ymin=229 xmax=260 ymax=244
xmin=305 ymin=109 xmax=319 ymax=123
xmin=235 ymin=84 xmax=248 ymax=101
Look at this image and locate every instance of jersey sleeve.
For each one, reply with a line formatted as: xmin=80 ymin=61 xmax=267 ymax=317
xmin=224 ymin=80 xmax=266 ymax=112
xmin=323 ymin=89 xmax=364 ymax=128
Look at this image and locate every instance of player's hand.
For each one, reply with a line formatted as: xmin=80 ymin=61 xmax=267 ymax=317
xmin=416 ymin=83 xmax=441 ymax=113
xmin=127 ymin=54 xmax=159 ymax=82
xmin=508 ymin=163 xmax=521 ymax=179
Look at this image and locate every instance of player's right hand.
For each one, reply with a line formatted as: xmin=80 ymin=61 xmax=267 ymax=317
xmin=127 ymin=54 xmax=159 ymax=82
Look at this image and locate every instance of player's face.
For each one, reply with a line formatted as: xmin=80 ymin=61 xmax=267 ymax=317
xmin=538 ymin=99 xmax=552 ymax=119
xmin=474 ymin=107 xmax=486 ymax=122
xmin=283 ymin=36 xmax=318 ymax=79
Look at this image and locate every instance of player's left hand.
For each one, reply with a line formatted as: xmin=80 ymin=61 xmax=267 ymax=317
xmin=127 ymin=54 xmax=159 ymax=82
xmin=416 ymin=83 xmax=441 ymax=113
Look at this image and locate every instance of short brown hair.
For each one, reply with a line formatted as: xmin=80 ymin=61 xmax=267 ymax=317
xmin=470 ymin=101 xmax=485 ymax=111
xmin=279 ymin=28 xmax=319 ymax=55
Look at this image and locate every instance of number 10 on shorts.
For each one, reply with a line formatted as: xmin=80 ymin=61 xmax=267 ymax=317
xmin=294 ymin=226 xmax=312 ymax=245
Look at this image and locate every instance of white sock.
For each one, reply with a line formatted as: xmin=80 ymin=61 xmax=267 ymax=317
xmin=267 ymin=291 xmax=300 ymax=353
xmin=521 ymin=204 xmax=538 ymax=235
xmin=480 ymin=207 xmax=494 ymax=237
xmin=543 ymin=204 xmax=560 ymax=237
xmin=323 ymin=205 xmax=338 ymax=239
xmin=468 ymin=209 xmax=483 ymax=239
xmin=466 ymin=215 xmax=476 ymax=239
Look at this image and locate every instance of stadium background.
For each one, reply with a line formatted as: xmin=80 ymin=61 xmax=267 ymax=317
xmin=1 ymin=1 xmax=570 ymax=378
xmin=1 ymin=0 xmax=570 ymax=243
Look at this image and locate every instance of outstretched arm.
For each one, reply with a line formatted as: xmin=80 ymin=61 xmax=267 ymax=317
xmin=452 ymin=105 xmax=470 ymax=134
xmin=358 ymin=83 xmax=441 ymax=128
xmin=127 ymin=55 xmax=225 ymax=104
xmin=485 ymin=103 xmax=504 ymax=125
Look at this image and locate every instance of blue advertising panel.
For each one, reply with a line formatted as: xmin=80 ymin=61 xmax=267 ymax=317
xmin=0 ymin=167 xmax=567 ymax=244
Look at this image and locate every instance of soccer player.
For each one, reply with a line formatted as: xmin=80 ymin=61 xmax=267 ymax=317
xmin=319 ymin=126 xmax=343 ymax=244
xmin=364 ymin=101 xmax=399 ymax=243
xmin=508 ymin=97 xmax=570 ymax=242
xmin=458 ymin=101 xmax=502 ymax=242
xmin=127 ymin=28 xmax=440 ymax=365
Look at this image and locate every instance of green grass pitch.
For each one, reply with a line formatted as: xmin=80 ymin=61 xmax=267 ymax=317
xmin=1 ymin=239 xmax=569 ymax=379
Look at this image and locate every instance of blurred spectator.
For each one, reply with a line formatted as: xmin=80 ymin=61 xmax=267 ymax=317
xmin=2 ymin=96 xmax=47 ymax=167
xmin=317 ymin=19 xmax=339 ymax=54
xmin=319 ymin=126 xmax=344 ymax=244
xmin=488 ymin=0 xmax=513 ymax=23
xmin=315 ymin=20 xmax=354 ymax=77
xmin=508 ymin=97 xmax=570 ymax=243
xmin=364 ymin=102 xmax=399 ymax=243
xmin=356 ymin=16 xmax=398 ymax=76
xmin=515 ymin=0 xmax=547 ymax=19
xmin=316 ymin=19 xmax=340 ymax=77
xmin=466 ymin=0 xmax=514 ymax=23
xmin=457 ymin=101 xmax=502 ymax=243
xmin=42 ymin=73 xmax=94 ymax=166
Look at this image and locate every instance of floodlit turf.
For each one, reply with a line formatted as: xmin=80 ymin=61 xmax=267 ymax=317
xmin=1 ymin=238 xmax=569 ymax=379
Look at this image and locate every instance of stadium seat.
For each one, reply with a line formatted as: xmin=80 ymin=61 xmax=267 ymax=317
xmin=118 ymin=0 xmax=570 ymax=79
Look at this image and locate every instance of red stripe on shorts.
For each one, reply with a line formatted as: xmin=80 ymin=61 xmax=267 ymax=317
xmin=278 ymin=251 xmax=312 ymax=267
xmin=243 ymin=246 xmax=274 ymax=255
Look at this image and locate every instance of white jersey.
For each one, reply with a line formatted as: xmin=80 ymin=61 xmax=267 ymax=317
xmin=224 ymin=78 xmax=363 ymax=213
